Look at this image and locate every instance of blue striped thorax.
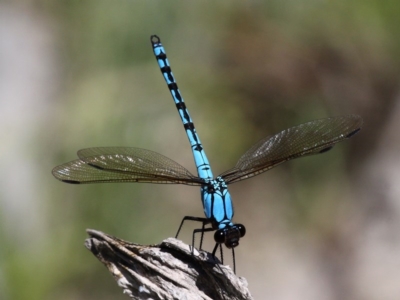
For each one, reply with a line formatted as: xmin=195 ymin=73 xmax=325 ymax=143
xmin=201 ymin=177 xmax=233 ymax=229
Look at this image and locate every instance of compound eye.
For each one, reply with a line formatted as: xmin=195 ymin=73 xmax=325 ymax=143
xmin=214 ymin=229 xmax=225 ymax=243
xmin=237 ymin=224 xmax=246 ymax=237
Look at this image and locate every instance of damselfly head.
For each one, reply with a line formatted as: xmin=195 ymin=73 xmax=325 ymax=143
xmin=214 ymin=224 xmax=246 ymax=248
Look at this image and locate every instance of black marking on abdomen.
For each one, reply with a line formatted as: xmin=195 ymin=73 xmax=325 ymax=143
xmin=176 ymin=102 xmax=186 ymax=110
xmin=184 ymin=122 xmax=195 ymax=131
xmin=168 ymin=86 xmax=183 ymax=102
xmin=168 ymin=82 xmax=178 ymax=90
xmin=160 ymin=66 xmax=171 ymax=73
xmin=194 ymin=144 xmax=204 ymax=152
xmin=162 ymin=67 xmax=174 ymax=83
xmin=156 ymin=52 xmax=167 ymax=60
xmin=184 ymin=122 xmax=201 ymax=144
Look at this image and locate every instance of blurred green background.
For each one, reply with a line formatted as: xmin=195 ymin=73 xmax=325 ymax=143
xmin=1 ymin=1 xmax=400 ymax=299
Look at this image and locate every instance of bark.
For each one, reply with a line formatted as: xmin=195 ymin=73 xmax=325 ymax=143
xmin=85 ymin=229 xmax=253 ymax=300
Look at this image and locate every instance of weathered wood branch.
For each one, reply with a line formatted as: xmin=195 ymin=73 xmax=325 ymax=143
xmin=85 ymin=229 xmax=253 ymax=300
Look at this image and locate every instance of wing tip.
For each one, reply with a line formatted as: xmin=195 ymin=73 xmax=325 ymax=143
xmin=346 ymin=127 xmax=361 ymax=138
xmin=319 ymin=145 xmax=334 ymax=153
xmin=61 ymin=179 xmax=81 ymax=184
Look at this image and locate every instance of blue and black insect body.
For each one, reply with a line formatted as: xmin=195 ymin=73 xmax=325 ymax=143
xmin=53 ymin=35 xmax=363 ymax=272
